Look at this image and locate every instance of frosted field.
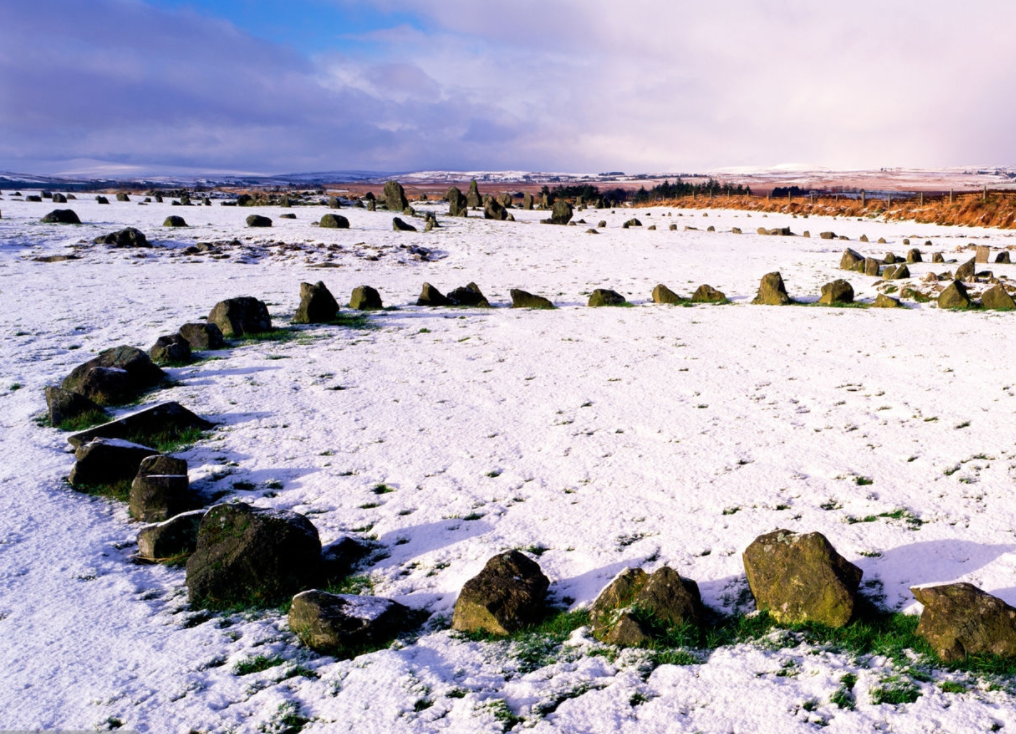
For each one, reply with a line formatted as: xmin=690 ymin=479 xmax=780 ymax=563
xmin=2 ymin=193 xmax=1016 ymax=732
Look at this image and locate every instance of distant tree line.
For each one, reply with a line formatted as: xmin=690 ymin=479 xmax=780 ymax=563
xmin=539 ymin=179 xmax=751 ymax=206
xmin=771 ymin=185 xmax=809 ymax=198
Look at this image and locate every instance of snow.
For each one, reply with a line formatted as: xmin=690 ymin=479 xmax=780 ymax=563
xmin=2 ymin=193 xmax=1016 ymax=731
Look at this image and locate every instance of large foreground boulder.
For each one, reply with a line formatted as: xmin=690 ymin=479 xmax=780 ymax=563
xmin=417 ymin=283 xmax=452 ymax=307
xmin=44 ymin=386 xmax=107 ymax=427
xmin=452 ymin=551 xmax=550 ymax=635
xmin=590 ymin=566 xmax=704 ymax=646
xmin=186 ymin=503 xmax=322 ymax=608
xmin=349 ymin=285 xmax=383 ymax=310
xmin=208 ymin=296 xmax=272 ymax=337
xmin=510 ymin=289 xmax=555 ymax=309
xmin=62 ymin=346 xmax=165 ymax=405
xmin=691 ymin=284 xmax=727 ymax=303
xmin=839 ymin=249 xmax=864 ymax=272
xmin=289 ymin=590 xmax=415 ymax=653
xmin=752 ymin=272 xmax=792 ymax=305
xmin=319 ymin=213 xmax=349 ymax=229
xmin=67 ymin=401 xmax=214 ymax=448
xmin=293 ymin=281 xmax=339 ymax=324
xmin=981 ymin=284 xmax=1016 ymax=310
xmin=384 ymin=181 xmax=409 ymax=212
xmin=743 ymin=529 xmax=862 ymax=627
xmin=938 ymin=280 xmax=971 ymax=309
xmin=179 ymin=322 xmax=225 ymax=350
xmin=41 ymin=209 xmax=81 ymax=224
xmin=818 ymin=279 xmax=854 ymax=305
xmin=94 ymin=227 xmax=149 ymax=248
xmin=68 ymin=438 xmax=158 ymax=490
xmin=911 ymin=583 xmax=1016 ymax=662
xmin=137 ymin=509 xmax=205 ymax=561
xmin=588 ymin=289 xmax=627 ymax=307
xmin=652 ymin=284 xmax=686 ymax=305
xmin=149 ymin=334 xmax=192 ymax=365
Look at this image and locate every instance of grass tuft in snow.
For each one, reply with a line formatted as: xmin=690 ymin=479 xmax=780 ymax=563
xmin=234 ymin=654 xmax=285 ymax=676
xmin=54 ymin=408 xmax=110 ymax=432
xmin=71 ymin=477 xmax=132 ymax=502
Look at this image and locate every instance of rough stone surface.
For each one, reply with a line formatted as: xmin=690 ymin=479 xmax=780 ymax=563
xmin=319 ymin=213 xmax=350 ymax=229
xmin=509 ymin=289 xmax=554 ymax=309
xmin=245 ymin=214 xmax=272 ymax=227
xmin=163 ymin=215 xmax=187 ymax=227
xmin=45 ymin=386 xmax=106 ymax=427
xmin=864 ymin=258 xmax=881 ymax=277
xmin=392 ymin=217 xmax=417 ymax=232
xmin=445 ymin=186 xmax=467 ymax=217
xmin=186 ymin=503 xmax=322 ymax=608
xmin=417 ymin=283 xmax=451 ymax=307
xmin=68 ymin=438 xmax=159 ymax=489
xmin=451 ymin=551 xmax=549 ymax=635
xmin=996 ymin=251 xmax=1012 ymax=264
xmin=293 ymin=281 xmax=340 ymax=324
xmin=62 ymin=346 xmax=165 ymax=405
xmin=67 ymin=401 xmax=214 ymax=449
xmin=320 ymin=536 xmax=372 ymax=583
xmin=911 ymin=583 xmax=1016 ymax=662
xmin=466 ymin=180 xmax=482 ymax=208
xmin=349 ymin=285 xmax=383 ymax=311
xmin=873 ymin=293 xmax=903 ymax=309
xmin=446 ymin=282 xmax=491 ymax=308
xmin=955 ymin=258 xmax=976 ymax=281
xmin=652 ymin=284 xmax=686 ymax=305
xmin=588 ymin=289 xmax=627 ymax=307
xmin=839 ymin=249 xmax=864 ymax=272
xmin=743 ymin=529 xmax=863 ymax=627
xmin=980 ymin=284 xmax=1016 ymax=310
xmin=384 ymin=181 xmax=409 ymax=212
xmin=691 ymin=284 xmax=727 ymax=303
xmin=819 ymin=279 xmax=854 ymax=305
xmin=752 ymin=272 xmax=792 ymax=305
xmin=885 ymin=263 xmax=911 ymax=280
xmin=41 ymin=209 xmax=81 ymax=224
xmin=906 ymin=248 xmax=923 ymax=263
xmin=975 ymin=246 xmax=991 ymax=263
xmin=179 ymin=322 xmax=225 ymax=351
xmin=548 ymin=199 xmax=573 ymax=225
xmin=208 ymin=296 xmax=272 ymax=337
xmin=137 ymin=510 xmax=205 ymax=561
xmin=289 ymin=590 xmax=415 ymax=653
xmin=130 ymin=473 xmax=190 ymax=522
xmin=938 ymin=280 xmax=971 ymax=309
xmin=590 ymin=566 xmax=704 ymax=646
xmin=149 ymin=334 xmax=192 ymax=365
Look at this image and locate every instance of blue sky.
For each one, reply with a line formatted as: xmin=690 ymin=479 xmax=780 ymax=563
xmin=1 ymin=1 xmax=1015 ymax=176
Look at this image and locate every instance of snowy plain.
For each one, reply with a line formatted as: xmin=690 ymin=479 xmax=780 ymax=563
xmin=1 ymin=193 xmax=1016 ymax=732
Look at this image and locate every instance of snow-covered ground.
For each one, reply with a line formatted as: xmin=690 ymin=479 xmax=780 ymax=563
xmin=2 ymin=193 xmax=1016 ymax=732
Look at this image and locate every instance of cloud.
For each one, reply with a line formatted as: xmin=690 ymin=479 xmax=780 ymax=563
xmin=1 ymin=0 xmax=1015 ymax=174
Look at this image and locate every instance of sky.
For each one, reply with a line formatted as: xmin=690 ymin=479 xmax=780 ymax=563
xmin=1 ymin=0 xmax=1014 ymax=177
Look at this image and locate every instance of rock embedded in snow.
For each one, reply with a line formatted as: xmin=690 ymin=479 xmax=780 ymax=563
xmin=66 ymin=401 xmax=214 ymax=449
xmin=95 ymin=195 xmax=109 ymax=204
xmin=818 ymin=279 xmax=854 ymax=305
xmin=445 ymin=186 xmax=467 ymax=217
xmin=598 ymin=220 xmax=607 ymax=228
xmin=543 ymin=199 xmax=573 ymax=225
xmin=40 ymin=209 xmax=81 ymax=224
xmin=326 ymin=196 xmax=341 ymax=209
xmin=94 ymin=227 xmax=150 ymax=248
xmin=483 ymin=196 xmax=509 ymax=221
xmin=137 ymin=509 xmax=205 ymax=561
xmin=587 ymin=289 xmax=627 ymax=307
xmin=68 ymin=438 xmax=159 ymax=490
xmin=591 ymin=566 xmax=704 ymax=646
xmin=906 ymin=248 xmax=923 ymax=263
xmin=208 ymin=296 xmax=272 ymax=337
xmin=186 ymin=503 xmax=322 ymax=609
xmin=116 ymin=193 xmax=130 ymax=202
xmin=293 ymin=281 xmax=339 ymax=324
xmin=466 ymin=180 xmax=482 ymax=208
xmin=955 ymin=258 xmax=976 ymax=281
xmin=938 ymin=280 xmax=972 ymax=310
xmin=62 ymin=345 xmax=165 ymax=406
xmin=163 ymin=215 xmax=187 ymax=227
xmin=691 ymin=284 xmax=727 ymax=303
xmin=980 ymin=284 xmax=1016 ymax=310
xmin=349 ymin=285 xmax=383 ymax=311
xmin=819 ymin=231 xmax=836 ymax=240
xmin=446 ymin=282 xmax=491 ymax=308
xmin=884 ymin=252 xmax=898 ymax=264
xmin=932 ymin=252 xmax=945 ymax=263
xmin=884 ymin=263 xmax=910 ymax=281
xmin=864 ymin=258 xmax=881 ymax=277
xmin=289 ymin=590 xmax=415 ymax=653
xmin=873 ymin=293 xmax=903 ymax=309
xmin=416 ymin=282 xmax=451 ymax=307
xmin=509 ymin=289 xmax=554 ymax=309
xmin=44 ymin=386 xmax=107 ymax=427
xmin=383 ymin=180 xmax=409 ymax=212
xmin=752 ymin=272 xmax=792 ymax=305
xmin=51 ymin=193 xmax=67 ymax=203
xmin=149 ymin=333 xmax=192 ymax=365
xmin=392 ymin=216 xmax=417 ymax=232
xmin=996 ymin=251 xmax=1011 ymax=264
xmin=911 ymin=582 xmax=1016 ymax=662
xmin=743 ymin=529 xmax=862 ymax=628
xmin=452 ymin=550 xmax=550 ymax=635
xmin=319 ymin=213 xmax=349 ymax=229
xmin=178 ymin=322 xmax=224 ymax=351
xmin=975 ymin=245 xmax=991 ymax=263
xmin=245 ymin=214 xmax=271 ymax=228
xmin=652 ymin=284 xmax=686 ymax=305
xmin=320 ymin=536 xmax=372 ymax=583
xmin=623 ymin=218 xmax=642 ymax=229
xmin=130 ymin=473 xmax=190 ymax=523
xmin=838 ymin=248 xmax=864 ymax=272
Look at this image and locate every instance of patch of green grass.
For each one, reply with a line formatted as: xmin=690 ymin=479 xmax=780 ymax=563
xmin=418 ymin=328 xmax=431 ymax=334
xmin=234 ymin=654 xmax=285 ymax=675
xmin=71 ymin=477 xmax=132 ymax=502
xmin=260 ymin=701 xmax=310 ymax=734
xmin=956 ymin=421 xmax=971 ymax=429
xmin=232 ymin=480 xmax=256 ymax=491
xmin=722 ymin=506 xmax=740 ymax=516
xmin=870 ymin=675 xmax=921 ymax=705
xmin=372 ymin=483 xmax=394 ymax=494
xmin=132 ymin=425 xmax=207 ymax=453
xmin=9 ymin=382 xmax=22 ymax=391
xmin=483 ymin=700 xmax=522 ymax=731
xmin=939 ymin=680 xmax=967 ymax=694
xmin=359 ymin=502 xmax=381 ymax=509
xmin=486 ymin=470 xmax=502 ymax=478
xmin=325 ymin=574 xmax=374 ymax=596
xmin=231 ymin=328 xmax=299 ymax=346
xmin=830 ymin=672 xmax=857 ymax=709
xmin=855 ymin=476 xmax=874 ymax=486
xmin=327 ymin=312 xmax=375 ymax=330
xmin=54 ymin=408 xmax=110 ymax=431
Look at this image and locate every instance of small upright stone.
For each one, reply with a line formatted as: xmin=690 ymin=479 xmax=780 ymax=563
xmin=149 ymin=334 xmax=192 ymax=365
xmin=392 ymin=217 xmax=417 ymax=232
xmin=384 ymin=181 xmax=409 ymax=212
xmin=208 ymin=297 xmax=272 ymax=337
xmin=691 ymin=284 xmax=727 ymax=303
xmin=975 ymin=245 xmax=991 ymax=263
xmin=980 ymin=284 xmax=1016 ymax=310
xmin=839 ymin=248 xmax=864 ymax=272
xmin=995 ymin=251 xmax=1011 ymax=264
xmin=752 ymin=272 xmax=792 ymax=305
xmin=447 ymin=283 xmax=491 ymax=308
xmin=652 ymin=284 xmax=686 ymax=304
xmin=955 ymin=258 xmax=976 ymax=281
xmin=349 ymin=285 xmax=383 ymax=311
xmin=130 ymin=472 xmax=189 ymax=522
xmin=906 ymin=248 xmax=923 ymax=263
xmin=445 ymin=186 xmax=467 ymax=217
xmin=466 ymin=180 xmax=482 ymax=208
xmin=417 ymin=283 xmax=451 ymax=307
xmin=819 ymin=279 xmax=854 ymax=305
xmin=452 ymin=551 xmax=550 ymax=635
xmin=864 ymin=258 xmax=881 ymax=276
xmin=293 ymin=281 xmax=339 ymax=324
xmin=178 ymin=322 xmax=224 ymax=350
xmin=319 ymin=213 xmax=350 ymax=229
xmin=588 ymin=289 xmax=627 ymax=307
xmin=549 ymin=199 xmax=573 ymax=225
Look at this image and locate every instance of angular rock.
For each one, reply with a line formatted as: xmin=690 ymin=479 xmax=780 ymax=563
xmin=588 ymin=289 xmax=627 ymax=307
xmin=384 ymin=181 xmax=409 ymax=213
xmin=980 ymin=284 xmax=1016 ymax=310
xmin=130 ymin=473 xmax=189 ymax=522
xmin=743 ymin=529 xmax=862 ymax=627
xmin=186 ymin=503 xmax=322 ymax=608
xmin=290 ymin=590 xmax=415 ymax=653
xmin=911 ymin=583 xmax=1016 ymax=662
xmin=392 ymin=217 xmax=417 ymax=232
xmin=319 ymin=213 xmax=350 ymax=229
xmin=447 ymin=282 xmax=491 ymax=308
xmin=466 ymin=180 xmax=482 ymax=208
xmin=116 ymin=193 xmax=130 ymax=202
xmin=548 ymin=199 xmax=573 ymax=225
xmin=652 ymin=284 xmax=686 ymax=305
xmin=246 ymin=214 xmax=272 ymax=227
xmin=873 ymin=293 xmax=903 ymax=309
xmin=590 ymin=566 xmax=704 ymax=646
xmin=996 ymin=251 xmax=1011 ymax=264
xmin=41 ymin=209 xmax=81 ymax=224
xmin=496 ymin=192 xmax=513 ymax=208
xmin=327 ymin=196 xmax=342 ymax=209
xmin=320 ymin=536 xmax=372 ymax=583
xmin=417 ymin=283 xmax=452 ymax=307
xmin=691 ymin=284 xmax=727 ymax=303
xmin=149 ymin=334 xmax=192 ymax=365
xmin=94 ymin=227 xmax=150 ymax=248
xmin=955 ymin=258 xmax=976 ymax=281
xmin=483 ymin=197 xmax=509 ymax=221
xmin=752 ymin=272 xmax=792 ymax=305
xmin=937 ymin=280 xmax=971 ymax=309
xmin=52 ymin=193 xmax=67 ymax=203
xmin=598 ymin=220 xmax=607 ymax=228
xmin=509 ymin=289 xmax=554 ymax=309
xmin=884 ymin=252 xmax=898 ymax=264
xmin=839 ymin=248 xmax=864 ymax=272
xmin=819 ymin=279 xmax=854 ymax=305
xmin=819 ymin=231 xmax=837 ymax=240
xmin=62 ymin=346 xmax=165 ymax=404
xmin=522 ymin=192 xmax=534 ymax=210
xmin=137 ymin=454 xmax=188 ymax=477
xmin=137 ymin=509 xmax=205 ymax=561
xmin=864 ymin=258 xmax=881 ymax=277
xmin=906 ymin=248 xmax=923 ymax=263
xmin=95 ymin=196 xmax=109 ymax=204
xmin=208 ymin=296 xmax=272 ymax=337
xmin=279 ymin=213 xmax=296 ymax=219
xmin=45 ymin=386 xmax=107 ymax=427
xmin=623 ymin=218 xmax=642 ymax=228
xmin=68 ymin=438 xmax=159 ymax=490
xmin=163 ymin=215 xmax=187 ymax=227
xmin=67 ymin=401 xmax=214 ymax=449
xmin=446 ymin=186 xmax=467 ymax=217
xmin=451 ymin=551 xmax=550 ymax=635
xmin=293 ymin=281 xmax=339 ymax=324
xmin=884 ymin=263 xmax=911 ymax=280
xmin=178 ymin=322 xmax=225 ymax=351
xmin=349 ymin=285 xmax=383 ymax=311
xmin=932 ymin=252 xmax=945 ymax=263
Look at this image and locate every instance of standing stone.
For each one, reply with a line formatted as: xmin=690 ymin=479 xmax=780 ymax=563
xmin=980 ymin=284 xmax=1016 ymax=310
xmin=392 ymin=217 xmax=417 ymax=232
xmin=289 ymin=590 xmax=415 ymax=653
xmin=509 ymin=289 xmax=555 ymax=309
xmin=293 ymin=282 xmax=339 ymax=324
xmin=384 ymin=181 xmax=409 ymax=213
xmin=116 ymin=193 xmax=130 ymax=202
xmin=839 ymin=249 xmax=865 ymax=272
xmin=130 ymin=472 xmax=190 ymax=523
xmin=186 ymin=503 xmax=322 ymax=608
xmin=451 ymin=551 xmax=550 ymax=635
xmin=417 ymin=283 xmax=451 ymax=307
xmin=319 ymin=213 xmax=350 ymax=229
xmin=447 ymin=282 xmax=491 ymax=307
xmin=884 ymin=252 xmax=898 ymax=264
xmin=327 ymin=196 xmax=342 ymax=209
xmin=752 ymin=272 xmax=792 ymax=305
xmin=149 ymin=334 xmax=192 ymax=365
xmin=955 ymin=258 xmax=976 ymax=281
xmin=932 ymin=252 xmax=945 ymax=263
xmin=548 ymin=199 xmax=573 ymax=225
xmin=45 ymin=386 xmax=106 ymax=427
xmin=691 ymin=284 xmax=727 ymax=303
xmin=911 ymin=583 xmax=1016 ymax=662
xmin=349 ymin=285 xmax=383 ymax=311
xmin=178 ymin=323 xmax=225 ymax=351
xmin=208 ymin=297 xmax=272 ymax=337
xmin=652 ymin=284 xmax=686 ymax=304
xmin=496 ymin=192 xmax=513 ymax=208
xmin=975 ymin=245 xmax=991 ymax=263
xmin=906 ymin=248 xmax=923 ymax=263
xmin=590 ymin=566 xmax=704 ymax=646
xmin=522 ymin=192 xmax=534 ymax=210
xmin=588 ymin=289 xmax=627 ymax=307
xmin=466 ymin=180 xmax=482 ymax=208
xmin=995 ymin=251 xmax=1011 ymax=264
xmin=445 ymin=187 xmax=467 ymax=217
xmin=885 ymin=263 xmax=911 ymax=280
xmin=819 ymin=279 xmax=854 ymax=305
xmin=864 ymin=258 xmax=881 ymax=276
xmin=483 ymin=197 xmax=509 ymax=221
xmin=743 ymin=529 xmax=862 ymax=627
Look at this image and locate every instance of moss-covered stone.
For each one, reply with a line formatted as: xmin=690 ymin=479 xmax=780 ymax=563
xmin=451 ymin=551 xmax=549 ymax=635
xmin=818 ymin=279 xmax=854 ymax=306
xmin=651 ymin=284 xmax=686 ymax=305
xmin=293 ymin=281 xmax=339 ymax=324
xmin=938 ymin=280 xmax=971 ymax=309
xmin=912 ymin=582 xmax=1016 ymax=662
xmin=588 ymin=289 xmax=627 ymax=307
xmin=752 ymin=272 xmax=792 ymax=305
